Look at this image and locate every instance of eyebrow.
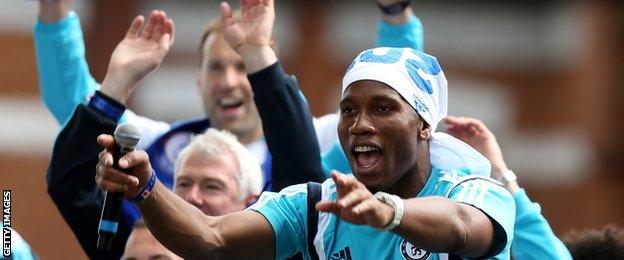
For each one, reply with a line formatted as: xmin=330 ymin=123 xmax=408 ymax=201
xmin=150 ymin=254 xmax=175 ymax=259
xmin=341 ymin=93 xmax=401 ymax=104
xmin=176 ymin=176 xmax=228 ymax=186
xmin=371 ymin=94 xmax=401 ymax=104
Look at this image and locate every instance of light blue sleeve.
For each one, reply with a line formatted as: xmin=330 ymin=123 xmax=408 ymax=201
xmin=3 ymin=228 xmax=36 ymax=260
xmin=321 ymin=140 xmax=351 ymax=175
xmin=511 ymin=189 xmax=572 ymax=260
xmin=33 ymin=12 xmax=171 ymax=145
xmin=375 ymin=13 xmax=423 ymax=51
xmin=448 ymin=180 xmax=515 ymax=259
xmin=247 ymin=184 xmax=309 ymax=259
xmin=33 ymin=11 xmax=99 ymax=126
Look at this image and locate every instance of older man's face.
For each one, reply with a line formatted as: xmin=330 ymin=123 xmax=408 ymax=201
xmin=173 ymin=151 xmax=245 ymax=216
xmin=338 ymin=80 xmax=426 ymax=191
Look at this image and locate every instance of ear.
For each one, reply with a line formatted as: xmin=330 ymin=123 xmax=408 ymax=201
xmin=418 ymin=121 xmax=431 ymax=141
xmin=244 ymin=193 xmax=260 ymax=207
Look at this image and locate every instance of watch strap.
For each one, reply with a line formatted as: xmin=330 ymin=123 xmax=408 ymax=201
xmin=374 ymin=191 xmax=404 ymax=230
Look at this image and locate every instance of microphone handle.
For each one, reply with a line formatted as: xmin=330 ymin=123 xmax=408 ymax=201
xmin=97 ymin=144 xmax=133 ymax=251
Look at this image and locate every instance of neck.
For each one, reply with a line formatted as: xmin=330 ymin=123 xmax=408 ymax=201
xmin=237 ymin=125 xmax=264 ymax=144
xmin=389 ymin=141 xmax=431 ymax=199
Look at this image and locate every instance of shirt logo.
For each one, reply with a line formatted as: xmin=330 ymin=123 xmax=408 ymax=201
xmin=400 ymin=239 xmax=430 ymax=260
xmin=329 ymin=246 xmax=352 ymax=260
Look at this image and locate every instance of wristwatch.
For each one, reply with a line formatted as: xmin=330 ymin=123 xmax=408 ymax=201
xmin=374 ymin=192 xmax=405 ymax=230
xmin=498 ymin=170 xmax=518 ymax=186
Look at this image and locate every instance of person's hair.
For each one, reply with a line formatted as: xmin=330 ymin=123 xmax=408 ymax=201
xmin=198 ymin=17 xmax=226 ymax=66
xmin=562 ymin=225 xmax=624 ymax=260
xmin=174 ymin=128 xmax=263 ymax=200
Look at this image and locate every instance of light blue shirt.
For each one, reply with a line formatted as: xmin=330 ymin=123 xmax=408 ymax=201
xmin=249 ymin=166 xmax=515 ymax=259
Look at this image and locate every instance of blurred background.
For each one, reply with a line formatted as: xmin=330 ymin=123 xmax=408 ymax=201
xmin=0 ymin=0 xmax=622 ymax=258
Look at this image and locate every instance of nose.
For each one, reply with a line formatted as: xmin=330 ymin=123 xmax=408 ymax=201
xmin=218 ymin=66 xmax=239 ymax=90
xmin=183 ymin=185 xmax=203 ymax=207
xmin=349 ymin=112 xmax=375 ymax=136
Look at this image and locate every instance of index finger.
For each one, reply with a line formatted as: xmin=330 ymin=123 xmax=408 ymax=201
xmin=97 ymin=134 xmax=116 ymax=153
xmin=331 ymin=171 xmax=359 ymax=197
xmin=165 ymin=18 xmax=175 ymax=45
xmin=118 ymin=150 xmax=149 ymax=169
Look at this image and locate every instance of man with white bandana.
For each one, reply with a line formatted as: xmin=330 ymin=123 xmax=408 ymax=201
xmin=94 ymin=46 xmax=515 ymax=259
xmin=93 ymin=1 xmax=515 ymax=259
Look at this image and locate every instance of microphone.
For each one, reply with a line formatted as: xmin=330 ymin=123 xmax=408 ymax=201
xmin=97 ymin=123 xmax=140 ymax=251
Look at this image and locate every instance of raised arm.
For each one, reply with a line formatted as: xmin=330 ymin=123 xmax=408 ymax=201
xmin=220 ymin=0 xmax=326 ymax=190
xmin=445 ymin=115 xmax=573 ymax=259
xmin=35 ymin=3 xmax=170 ymax=148
xmin=35 ymin=0 xmax=99 ymax=125
xmin=94 ymin=135 xmax=275 ymax=259
xmin=375 ymin=0 xmax=423 ymax=50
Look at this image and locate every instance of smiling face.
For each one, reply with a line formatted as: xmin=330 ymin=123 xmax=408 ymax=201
xmin=196 ymin=33 xmax=262 ymax=144
xmin=173 ymin=150 xmax=245 ymax=216
xmin=338 ymin=80 xmax=430 ymax=192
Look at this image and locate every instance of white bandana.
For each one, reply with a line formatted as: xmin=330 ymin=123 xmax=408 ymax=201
xmin=342 ymin=47 xmax=491 ymax=176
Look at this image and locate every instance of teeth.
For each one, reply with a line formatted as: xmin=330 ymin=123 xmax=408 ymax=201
xmin=220 ymin=98 xmax=241 ymax=106
xmin=354 ymin=145 xmax=379 ymax=152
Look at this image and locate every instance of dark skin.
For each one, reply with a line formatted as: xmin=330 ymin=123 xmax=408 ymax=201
xmin=96 ymin=80 xmax=496 ymax=258
xmin=337 ymin=80 xmax=431 ymax=198
xmin=95 ymin=0 xmax=497 ymax=257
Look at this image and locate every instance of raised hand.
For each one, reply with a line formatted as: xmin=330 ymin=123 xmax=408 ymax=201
xmin=444 ymin=115 xmax=508 ymax=179
xmin=316 ymin=171 xmax=395 ymax=229
xmin=95 ymin=134 xmax=153 ymax=198
xmin=220 ymin=0 xmax=274 ymax=50
xmin=100 ymin=10 xmax=175 ymax=104
xmin=219 ymin=0 xmax=277 ymax=73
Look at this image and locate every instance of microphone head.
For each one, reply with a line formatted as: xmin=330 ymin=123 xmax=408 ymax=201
xmin=114 ymin=123 xmax=140 ymax=149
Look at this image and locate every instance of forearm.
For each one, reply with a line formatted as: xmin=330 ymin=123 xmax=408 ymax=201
xmin=47 ymin=104 xmax=128 ymax=259
xmin=39 ymin=0 xmax=70 ymax=23
xmin=376 ymin=7 xmax=423 ymax=50
xmin=381 ymin=6 xmax=413 ymax=25
xmin=394 ymin=196 xmax=493 ymax=257
xmin=249 ymin=62 xmax=325 ymax=190
xmin=239 ymin=45 xmax=278 ymax=74
xmin=137 ymin=182 xmax=223 ymax=258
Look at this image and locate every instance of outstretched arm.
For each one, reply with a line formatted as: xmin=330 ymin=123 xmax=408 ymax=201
xmin=95 ymin=135 xmax=275 ymax=259
xmin=444 ymin=115 xmax=573 ymax=259
xmin=317 ymin=172 xmax=502 ymax=258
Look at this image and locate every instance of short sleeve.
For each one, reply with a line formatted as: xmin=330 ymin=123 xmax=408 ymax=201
xmin=448 ymin=179 xmax=515 ymax=258
xmin=247 ymin=184 xmax=309 ymax=259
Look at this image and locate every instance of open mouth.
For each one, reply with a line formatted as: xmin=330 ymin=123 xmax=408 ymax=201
xmin=217 ymin=98 xmax=244 ymax=118
xmin=218 ymin=98 xmax=244 ymax=110
xmin=352 ymin=145 xmax=382 ymax=170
